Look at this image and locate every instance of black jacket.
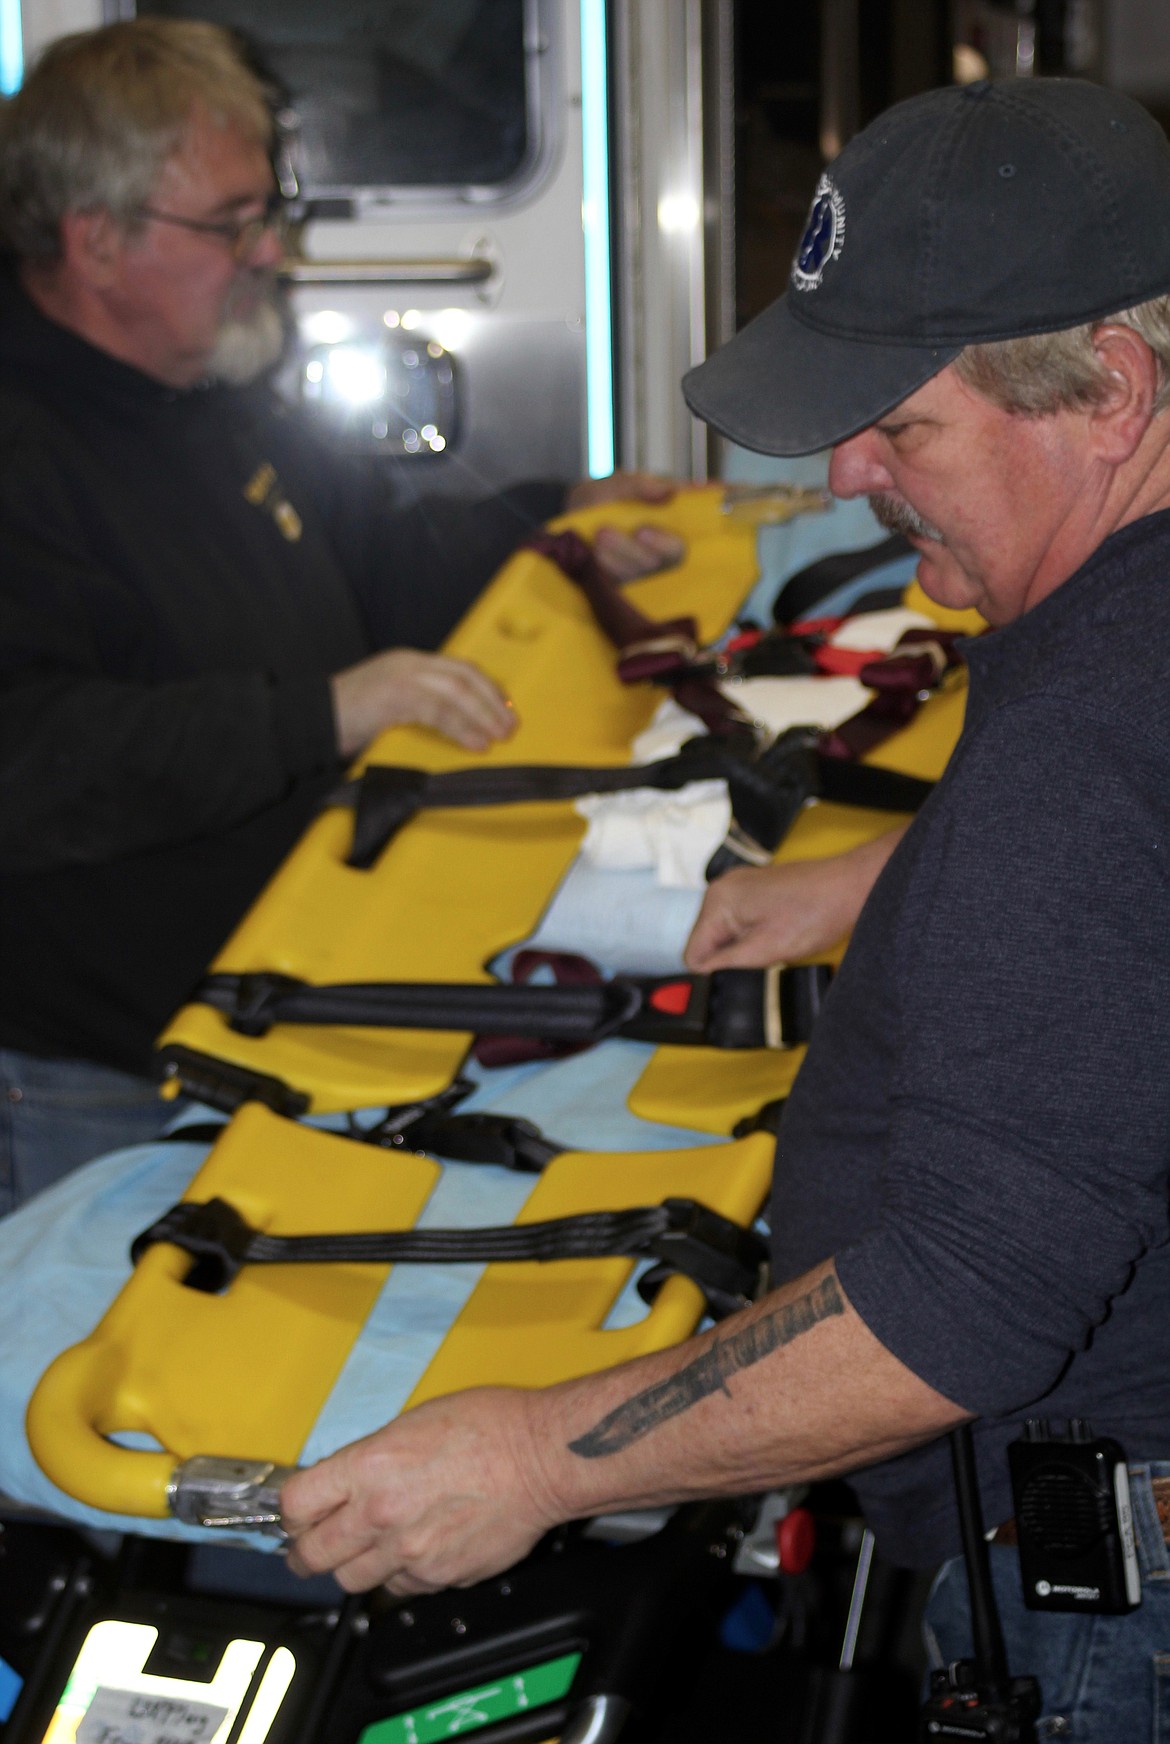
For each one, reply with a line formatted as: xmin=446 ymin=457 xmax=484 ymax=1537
xmin=0 ymin=276 xmax=562 ymax=1072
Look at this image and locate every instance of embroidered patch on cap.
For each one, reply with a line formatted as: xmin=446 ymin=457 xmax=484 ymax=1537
xmin=791 ymin=174 xmax=846 ymax=292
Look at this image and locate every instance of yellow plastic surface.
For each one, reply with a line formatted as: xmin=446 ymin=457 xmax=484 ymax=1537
xmin=27 ymin=1103 xmax=774 ymax=1518
xmin=158 ymin=490 xmax=759 ymax=1111
xmin=405 ymin=1130 xmax=775 ymax=1405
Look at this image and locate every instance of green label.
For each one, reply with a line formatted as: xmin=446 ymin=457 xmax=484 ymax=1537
xmin=358 ymin=1651 xmax=581 ymax=1743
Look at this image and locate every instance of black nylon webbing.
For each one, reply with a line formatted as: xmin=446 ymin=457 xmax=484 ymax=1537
xmin=334 ymin=740 xmax=739 ymax=869
xmin=131 ymin=1194 xmax=768 ymax=1317
xmin=197 ymin=971 xmax=642 ymax=1042
xmin=810 ymin=755 xmax=933 ymax=814
xmin=152 ymin=1068 xmax=570 ymax=1169
xmin=192 ymin=962 xmax=832 ymax=1052
xmin=254 ymin=1204 xmax=669 ymax=1266
xmin=770 ymin=534 xmax=914 ymax=625
xmin=332 ymin=733 xmax=933 ymax=872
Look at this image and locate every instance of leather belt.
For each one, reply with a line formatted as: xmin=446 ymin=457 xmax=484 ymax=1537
xmin=991 ymin=1474 xmax=1170 ymax=1546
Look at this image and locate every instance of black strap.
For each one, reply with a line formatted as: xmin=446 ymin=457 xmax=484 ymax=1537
xmin=704 ymin=729 xmax=933 ymax=878
xmin=331 ymin=729 xmax=932 ymax=872
xmin=158 ymin=1121 xmax=232 ymax=1148
xmin=198 ymin=969 xmax=641 ymax=1043
xmin=154 ymin=1105 xmax=559 ymax=1173
xmin=153 ymin=1048 xmax=566 ymax=1169
xmin=361 ymin=1077 xmax=564 ymax=1172
xmin=732 ymin=1097 xmax=788 ymax=1140
xmin=157 ymin=1046 xmax=310 ymax=1119
xmin=333 ymin=738 xmax=743 ymax=870
xmin=771 ymin=534 xmax=914 ymax=626
xmin=131 ymin=1193 xmax=768 ymax=1319
xmin=192 ymin=962 xmax=832 ymax=1053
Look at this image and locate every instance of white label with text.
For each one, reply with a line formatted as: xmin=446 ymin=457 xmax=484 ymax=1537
xmin=76 ymin=1687 xmax=229 ymax=1744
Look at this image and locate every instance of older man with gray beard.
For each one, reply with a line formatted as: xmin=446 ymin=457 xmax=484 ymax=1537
xmin=0 ymin=19 xmax=676 ymax=1208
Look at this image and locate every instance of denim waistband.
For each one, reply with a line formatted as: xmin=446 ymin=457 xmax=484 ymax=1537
xmin=1126 ymin=1461 xmax=1170 ymax=1582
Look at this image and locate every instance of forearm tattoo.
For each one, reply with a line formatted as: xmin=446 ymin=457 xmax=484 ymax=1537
xmin=569 ymin=1273 xmax=844 ymax=1459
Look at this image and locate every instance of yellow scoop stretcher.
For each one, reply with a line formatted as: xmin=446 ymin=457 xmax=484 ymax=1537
xmin=29 ymin=497 xmax=977 ymax=1524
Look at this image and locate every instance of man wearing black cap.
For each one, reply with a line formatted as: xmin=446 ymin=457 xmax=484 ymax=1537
xmin=282 ymin=79 xmax=1170 ymax=1734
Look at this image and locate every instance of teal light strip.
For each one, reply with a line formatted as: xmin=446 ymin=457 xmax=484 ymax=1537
xmin=0 ymin=0 xmax=23 ymax=95
xmin=580 ymin=0 xmax=615 ymax=477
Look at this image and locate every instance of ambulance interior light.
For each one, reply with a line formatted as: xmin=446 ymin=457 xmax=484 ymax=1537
xmin=298 ymin=331 xmax=457 ymax=455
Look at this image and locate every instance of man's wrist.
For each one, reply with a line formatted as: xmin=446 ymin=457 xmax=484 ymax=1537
xmin=510 ymin=1382 xmax=586 ymax=1531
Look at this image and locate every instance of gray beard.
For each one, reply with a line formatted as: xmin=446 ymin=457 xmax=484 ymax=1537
xmin=207 ymin=295 xmax=286 ymax=386
xmin=868 ymin=492 xmax=945 ymax=544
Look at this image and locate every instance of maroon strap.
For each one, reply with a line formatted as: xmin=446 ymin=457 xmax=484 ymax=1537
xmin=856 ymin=631 xmax=963 ymax=693
xmin=821 ymin=688 xmax=921 ymax=761
xmin=527 ymin=529 xmax=698 ymax=657
xmin=822 ymin=630 xmax=964 ymax=759
xmin=471 ymin=949 xmax=602 ymax=1068
xmin=528 ymin=528 xmax=966 ymax=766
xmin=527 ymin=528 xmax=750 ymax=735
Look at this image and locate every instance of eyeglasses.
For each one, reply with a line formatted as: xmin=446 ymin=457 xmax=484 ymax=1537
xmin=135 ymin=194 xmax=289 ymax=260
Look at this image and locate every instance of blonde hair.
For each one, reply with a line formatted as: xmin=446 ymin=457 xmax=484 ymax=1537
xmin=954 ymin=294 xmax=1170 ymax=417
xmin=0 ymin=19 xmax=273 ymax=260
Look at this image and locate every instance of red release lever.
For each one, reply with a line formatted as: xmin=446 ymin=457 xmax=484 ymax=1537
xmin=775 ymin=1506 xmax=817 ymax=1575
xmin=648 ymin=981 xmax=693 ymax=1017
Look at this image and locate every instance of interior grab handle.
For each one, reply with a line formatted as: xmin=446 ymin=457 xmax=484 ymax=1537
xmin=279 ymin=257 xmax=493 ymax=285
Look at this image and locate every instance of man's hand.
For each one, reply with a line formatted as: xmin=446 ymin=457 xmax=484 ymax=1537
xmin=330 ymin=649 xmax=517 ymax=758
xmin=283 ymin=1388 xmax=558 ymax=1594
xmin=592 ymin=523 xmax=686 ymax=583
xmin=684 ymin=829 xmax=909 ymax=971
xmin=565 ymin=471 xmax=686 ymax=582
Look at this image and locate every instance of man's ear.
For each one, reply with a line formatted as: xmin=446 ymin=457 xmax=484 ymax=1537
xmin=58 ymin=207 xmax=128 ymax=291
xmin=1088 ymin=323 xmax=1160 ymax=463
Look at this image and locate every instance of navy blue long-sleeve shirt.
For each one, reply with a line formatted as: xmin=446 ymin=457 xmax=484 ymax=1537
xmin=775 ymin=510 xmax=1170 ymax=1566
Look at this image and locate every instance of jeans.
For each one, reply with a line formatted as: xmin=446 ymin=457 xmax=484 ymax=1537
xmin=924 ymin=1463 xmax=1170 ymax=1741
xmin=0 ymin=1048 xmax=184 ymax=1217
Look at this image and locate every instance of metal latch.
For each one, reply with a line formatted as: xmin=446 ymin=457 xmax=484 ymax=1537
xmin=168 ymin=1455 xmax=296 ymax=1537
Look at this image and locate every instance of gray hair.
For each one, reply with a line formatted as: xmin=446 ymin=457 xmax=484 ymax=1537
xmin=0 ymin=19 xmax=273 ymax=261
xmin=954 ymin=293 xmax=1170 ymax=417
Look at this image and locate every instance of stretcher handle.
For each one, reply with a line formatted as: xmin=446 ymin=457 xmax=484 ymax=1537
xmin=26 ymin=1324 xmax=179 ymax=1519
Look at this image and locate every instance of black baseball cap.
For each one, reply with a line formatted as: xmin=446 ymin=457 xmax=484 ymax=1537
xmin=683 ymin=77 xmax=1170 ymax=456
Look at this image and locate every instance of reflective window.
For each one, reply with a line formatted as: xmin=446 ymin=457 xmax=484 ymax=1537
xmin=134 ymin=1 xmax=534 ymax=197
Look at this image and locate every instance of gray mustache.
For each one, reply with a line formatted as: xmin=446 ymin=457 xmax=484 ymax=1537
xmin=868 ymin=493 xmax=944 ymax=543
